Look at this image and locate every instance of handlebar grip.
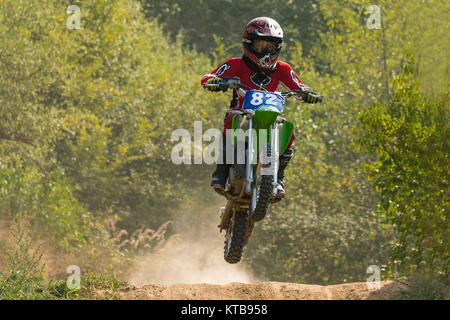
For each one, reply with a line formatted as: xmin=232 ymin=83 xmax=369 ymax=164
xmin=203 ymin=79 xmax=229 ymax=92
xmin=303 ymin=91 xmax=323 ymax=103
xmin=218 ymin=82 xmax=229 ymax=92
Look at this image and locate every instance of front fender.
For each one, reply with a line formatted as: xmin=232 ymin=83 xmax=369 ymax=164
xmin=231 ymin=115 xmax=294 ymax=155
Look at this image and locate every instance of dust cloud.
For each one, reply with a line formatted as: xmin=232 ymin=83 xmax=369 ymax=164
xmin=124 ymin=203 xmax=258 ymax=286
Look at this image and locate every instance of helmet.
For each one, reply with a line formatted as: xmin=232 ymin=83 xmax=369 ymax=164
xmin=243 ymin=17 xmax=283 ymax=71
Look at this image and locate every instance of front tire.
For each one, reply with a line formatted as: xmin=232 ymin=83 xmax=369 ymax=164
xmin=251 ymin=144 xmax=274 ymax=222
xmin=251 ymin=175 xmax=273 ymax=222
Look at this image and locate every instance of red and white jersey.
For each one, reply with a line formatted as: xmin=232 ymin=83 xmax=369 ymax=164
xmin=201 ymin=57 xmax=311 ymax=108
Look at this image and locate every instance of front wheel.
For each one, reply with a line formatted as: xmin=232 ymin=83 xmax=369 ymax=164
xmin=224 ymin=210 xmax=248 ymax=264
xmin=251 ymin=145 xmax=274 ymax=222
xmin=251 ymin=174 xmax=273 ymax=222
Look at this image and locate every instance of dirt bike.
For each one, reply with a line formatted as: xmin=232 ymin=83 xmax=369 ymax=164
xmin=204 ymin=77 xmax=322 ymax=264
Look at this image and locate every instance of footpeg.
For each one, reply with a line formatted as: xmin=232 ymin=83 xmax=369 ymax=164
xmin=213 ymin=185 xmax=226 ymax=196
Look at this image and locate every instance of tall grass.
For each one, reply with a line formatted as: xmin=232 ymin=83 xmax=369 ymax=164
xmin=0 ymin=224 xmax=70 ymax=299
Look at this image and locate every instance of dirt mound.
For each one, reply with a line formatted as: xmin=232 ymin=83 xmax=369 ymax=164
xmin=115 ymin=280 xmax=407 ymax=300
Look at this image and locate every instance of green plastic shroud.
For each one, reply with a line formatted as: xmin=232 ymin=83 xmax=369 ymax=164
xmin=230 ymin=106 xmax=294 ymax=156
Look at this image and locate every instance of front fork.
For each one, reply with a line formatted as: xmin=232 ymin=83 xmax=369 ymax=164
xmin=245 ymin=117 xmax=254 ymax=194
xmin=270 ymin=122 xmax=279 ymax=195
xmin=245 ymin=118 xmax=279 ymax=197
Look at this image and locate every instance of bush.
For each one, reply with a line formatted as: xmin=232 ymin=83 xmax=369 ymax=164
xmin=357 ymin=69 xmax=449 ymax=280
xmin=400 ymin=275 xmax=450 ymax=300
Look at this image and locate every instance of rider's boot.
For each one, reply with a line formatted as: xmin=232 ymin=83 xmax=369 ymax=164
xmin=275 ymin=147 xmax=293 ymax=199
xmin=210 ymin=133 xmax=230 ymax=195
xmin=210 ymin=164 xmax=229 ymax=194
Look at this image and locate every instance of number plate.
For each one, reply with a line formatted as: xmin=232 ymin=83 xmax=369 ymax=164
xmin=243 ymin=90 xmax=285 ymax=112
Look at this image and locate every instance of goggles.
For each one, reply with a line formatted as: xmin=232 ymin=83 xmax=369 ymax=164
xmin=253 ymin=39 xmax=279 ymax=54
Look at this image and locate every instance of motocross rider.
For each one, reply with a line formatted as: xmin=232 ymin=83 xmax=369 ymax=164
xmin=201 ymin=17 xmax=321 ymax=199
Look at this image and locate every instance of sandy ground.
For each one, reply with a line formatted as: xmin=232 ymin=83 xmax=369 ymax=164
xmin=113 ymin=280 xmax=408 ymax=300
xmin=0 ymin=218 xmax=410 ymax=300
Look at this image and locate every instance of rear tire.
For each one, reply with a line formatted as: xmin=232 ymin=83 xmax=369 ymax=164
xmin=224 ymin=210 xmax=248 ymax=264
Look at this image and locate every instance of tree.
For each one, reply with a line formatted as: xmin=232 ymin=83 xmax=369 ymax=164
xmin=0 ymin=0 xmax=226 ymax=250
xmin=138 ymin=0 xmax=326 ymax=63
xmin=357 ymin=66 xmax=449 ymax=279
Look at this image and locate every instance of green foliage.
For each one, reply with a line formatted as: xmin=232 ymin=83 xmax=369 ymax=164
xmin=0 ymin=167 xmax=99 ymax=249
xmin=0 ymin=0 xmax=225 ymax=282
xmin=74 ymin=273 xmax=128 ymax=300
xmin=0 ymin=225 xmax=71 ymax=299
xmin=399 ymin=275 xmax=450 ymax=300
xmin=357 ymin=70 xmax=449 ymax=279
xmin=0 ymin=0 xmax=447 ymax=291
xmin=139 ymin=0 xmax=325 ymax=63
xmin=0 ymin=0 xmax=222 ymax=242
xmin=245 ymin=200 xmax=390 ymax=284
xmin=0 ymin=223 xmax=127 ymax=300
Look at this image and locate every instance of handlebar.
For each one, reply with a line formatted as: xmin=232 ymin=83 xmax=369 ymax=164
xmin=202 ymin=77 xmax=253 ymax=91
xmin=203 ymin=77 xmax=323 ymax=103
xmin=281 ymin=89 xmax=323 ymax=103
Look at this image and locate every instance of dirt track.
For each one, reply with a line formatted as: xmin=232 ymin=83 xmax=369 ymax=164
xmin=113 ymin=280 xmax=408 ymax=300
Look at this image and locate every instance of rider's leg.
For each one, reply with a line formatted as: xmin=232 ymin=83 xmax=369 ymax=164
xmin=210 ymin=109 xmax=239 ymax=192
xmin=275 ymin=129 xmax=295 ymax=198
xmin=210 ymin=132 xmax=229 ymax=191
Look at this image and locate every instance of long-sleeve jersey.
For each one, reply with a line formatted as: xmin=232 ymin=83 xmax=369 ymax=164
xmin=201 ymin=56 xmax=311 ymax=108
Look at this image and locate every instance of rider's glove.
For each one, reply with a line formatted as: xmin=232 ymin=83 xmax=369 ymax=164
xmin=205 ymin=77 xmax=222 ymax=92
xmin=302 ymin=90 xmax=323 ymax=103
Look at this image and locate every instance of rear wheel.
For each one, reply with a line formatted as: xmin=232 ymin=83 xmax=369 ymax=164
xmin=224 ymin=210 xmax=248 ymax=264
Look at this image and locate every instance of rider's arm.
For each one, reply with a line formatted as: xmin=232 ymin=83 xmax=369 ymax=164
xmin=201 ymin=58 xmax=241 ymax=88
xmin=278 ymin=62 xmax=310 ymax=97
xmin=277 ymin=61 xmax=320 ymax=103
